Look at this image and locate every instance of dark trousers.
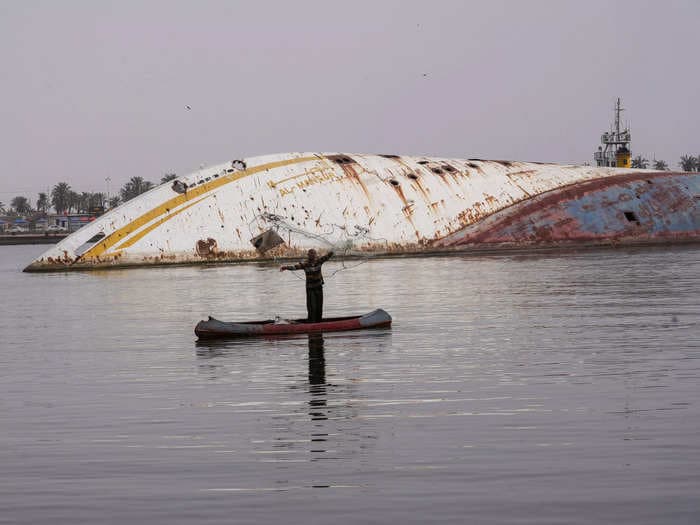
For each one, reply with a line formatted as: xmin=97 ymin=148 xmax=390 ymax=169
xmin=306 ymin=285 xmax=323 ymax=323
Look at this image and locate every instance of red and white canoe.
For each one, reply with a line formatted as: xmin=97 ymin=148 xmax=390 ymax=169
xmin=194 ymin=308 xmax=392 ymax=339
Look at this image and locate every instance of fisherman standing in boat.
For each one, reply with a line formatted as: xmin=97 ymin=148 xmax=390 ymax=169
xmin=280 ymin=249 xmax=334 ymax=323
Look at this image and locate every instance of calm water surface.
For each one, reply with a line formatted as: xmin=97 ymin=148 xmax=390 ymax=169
xmin=1 ymin=245 xmax=699 ymax=524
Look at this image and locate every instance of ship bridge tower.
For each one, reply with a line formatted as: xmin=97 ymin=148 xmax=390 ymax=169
xmin=594 ymin=97 xmax=631 ymax=168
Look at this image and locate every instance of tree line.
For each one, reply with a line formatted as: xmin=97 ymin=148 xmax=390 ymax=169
xmin=2 ymin=153 xmax=699 ymax=216
xmin=631 ymin=154 xmax=700 ymax=171
xmin=0 ymin=174 xmax=177 ymax=216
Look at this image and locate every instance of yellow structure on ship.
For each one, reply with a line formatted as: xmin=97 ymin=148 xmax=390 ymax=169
xmin=594 ymin=97 xmax=632 ymax=168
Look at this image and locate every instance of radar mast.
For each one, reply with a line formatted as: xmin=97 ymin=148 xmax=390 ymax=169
xmin=594 ymin=98 xmax=631 ymax=168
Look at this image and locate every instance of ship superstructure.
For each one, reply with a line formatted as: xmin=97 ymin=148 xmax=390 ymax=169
xmin=594 ymin=98 xmax=632 ymax=168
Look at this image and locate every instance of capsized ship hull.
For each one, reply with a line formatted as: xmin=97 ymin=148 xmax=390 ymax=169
xmin=24 ymin=152 xmax=700 ymax=272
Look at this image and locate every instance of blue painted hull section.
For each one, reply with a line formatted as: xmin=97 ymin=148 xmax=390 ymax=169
xmin=441 ymin=172 xmax=700 ymax=246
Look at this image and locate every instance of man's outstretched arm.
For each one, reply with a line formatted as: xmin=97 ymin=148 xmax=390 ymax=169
xmin=319 ymin=251 xmax=334 ymax=264
xmin=279 ymin=261 xmax=304 ymax=272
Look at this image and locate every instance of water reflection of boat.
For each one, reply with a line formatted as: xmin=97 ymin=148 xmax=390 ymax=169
xmin=307 ymin=333 xmax=327 ymax=423
xmin=194 ymin=309 xmax=392 ymax=339
xmin=193 ymin=330 xmax=389 ymax=463
xmin=308 ymin=333 xmax=325 ymax=387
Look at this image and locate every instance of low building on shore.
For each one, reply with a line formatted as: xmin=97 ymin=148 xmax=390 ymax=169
xmin=47 ymin=213 xmax=98 ymax=232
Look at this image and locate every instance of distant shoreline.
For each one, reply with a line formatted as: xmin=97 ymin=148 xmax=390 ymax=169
xmin=0 ymin=234 xmax=67 ymax=246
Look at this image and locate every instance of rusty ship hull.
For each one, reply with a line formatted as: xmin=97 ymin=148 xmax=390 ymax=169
xmin=24 ymin=153 xmax=700 ymax=272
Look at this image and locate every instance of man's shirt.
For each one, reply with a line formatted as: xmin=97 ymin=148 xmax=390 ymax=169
xmin=290 ymin=252 xmax=334 ymax=288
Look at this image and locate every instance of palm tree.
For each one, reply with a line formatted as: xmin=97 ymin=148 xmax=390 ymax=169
xmin=36 ymin=192 xmax=49 ymax=214
xmin=160 ymin=173 xmax=178 ymax=183
xmin=88 ymin=192 xmax=106 ymax=211
xmin=120 ymin=177 xmax=154 ymax=202
xmin=679 ymin=155 xmax=698 ymax=172
xmin=11 ymin=196 xmax=32 ymax=215
xmin=67 ymin=190 xmax=80 ymax=213
xmin=51 ymin=182 xmax=72 ymax=213
xmin=108 ymin=196 xmax=121 ymax=208
xmin=631 ymin=156 xmax=648 ymax=169
xmin=77 ymin=192 xmax=91 ymax=213
xmin=0 ymin=201 xmax=6 ymax=214
xmin=652 ymin=160 xmax=668 ymax=171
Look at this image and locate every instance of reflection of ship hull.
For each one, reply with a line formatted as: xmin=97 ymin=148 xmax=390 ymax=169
xmin=24 ymin=152 xmax=700 ymax=272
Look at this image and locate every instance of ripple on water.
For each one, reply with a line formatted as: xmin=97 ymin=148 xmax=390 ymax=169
xmin=0 ymin=245 xmax=699 ymax=524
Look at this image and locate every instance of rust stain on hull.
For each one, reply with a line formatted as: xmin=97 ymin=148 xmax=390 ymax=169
xmin=438 ymin=171 xmax=700 ymax=247
xmin=23 ymin=152 xmax=700 ymax=272
xmin=325 ymin=154 xmax=373 ymax=202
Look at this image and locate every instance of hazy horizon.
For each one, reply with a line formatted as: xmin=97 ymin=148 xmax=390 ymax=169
xmin=1 ymin=0 xmax=699 ymax=202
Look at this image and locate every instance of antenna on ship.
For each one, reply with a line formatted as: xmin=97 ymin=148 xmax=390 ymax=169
xmin=594 ymin=97 xmax=631 ymax=168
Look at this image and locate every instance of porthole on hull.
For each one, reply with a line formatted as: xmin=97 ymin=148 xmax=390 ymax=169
xmin=623 ymin=211 xmax=640 ymax=225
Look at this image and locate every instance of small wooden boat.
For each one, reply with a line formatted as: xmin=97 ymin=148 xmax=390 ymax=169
xmin=195 ymin=308 xmax=392 ymax=339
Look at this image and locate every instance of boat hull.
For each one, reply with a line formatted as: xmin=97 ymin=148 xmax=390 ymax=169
xmin=194 ymin=308 xmax=392 ymax=339
xmin=24 ymin=152 xmax=700 ymax=272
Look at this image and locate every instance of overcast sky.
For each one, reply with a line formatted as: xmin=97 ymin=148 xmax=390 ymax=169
xmin=1 ymin=0 xmax=698 ymax=202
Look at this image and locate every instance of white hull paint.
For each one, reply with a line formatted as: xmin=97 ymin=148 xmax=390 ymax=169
xmin=24 ymin=152 xmax=657 ymax=271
